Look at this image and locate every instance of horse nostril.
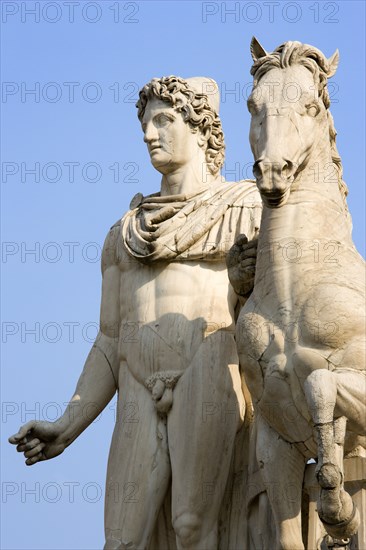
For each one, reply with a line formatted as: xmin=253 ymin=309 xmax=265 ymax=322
xmin=253 ymin=161 xmax=263 ymax=179
xmin=281 ymin=161 xmax=294 ymax=179
xmin=253 ymin=159 xmax=295 ymax=181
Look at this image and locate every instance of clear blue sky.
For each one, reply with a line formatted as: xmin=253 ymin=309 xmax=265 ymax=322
xmin=1 ymin=1 xmax=365 ymax=548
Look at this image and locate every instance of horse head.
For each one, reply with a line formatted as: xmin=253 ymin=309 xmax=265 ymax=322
xmin=248 ymin=37 xmax=339 ymax=208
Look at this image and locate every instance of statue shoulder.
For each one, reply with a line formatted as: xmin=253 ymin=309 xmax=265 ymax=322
xmin=101 ymin=219 xmax=121 ymax=273
xmin=216 ymin=179 xmax=262 ymax=210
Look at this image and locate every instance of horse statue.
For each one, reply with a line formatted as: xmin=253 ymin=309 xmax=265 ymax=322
xmin=232 ymin=38 xmax=366 ymax=549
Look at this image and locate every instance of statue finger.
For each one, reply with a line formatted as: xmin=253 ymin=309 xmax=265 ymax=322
xmin=226 ymin=254 xmax=237 ymax=268
xmin=240 ymin=258 xmax=256 ymax=268
xmin=239 ymin=245 xmax=257 ymax=257
xmin=9 ymin=421 xmax=36 ymax=444
xmin=226 ymin=247 xmax=242 ymax=267
xmin=25 ymin=451 xmax=45 ymax=466
xmin=239 ymin=266 xmax=256 ymax=277
xmin=11 ymin=435 xmax=27 ymax=447
xmin=238 ymin=252 xmax=257 ymax=263
xmin=24 ymin=442 xmax=46 ymax=459
xmin=16 ymin=438 xmax=40 ymax=453
xmin=235 ymin=234 xmax=249 ymax=246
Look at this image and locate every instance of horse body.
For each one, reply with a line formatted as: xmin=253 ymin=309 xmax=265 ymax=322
xmin=239 ymin=189 xmax=365 ymax=440
xmin=237 ymin=39 xmax=365 ymax=548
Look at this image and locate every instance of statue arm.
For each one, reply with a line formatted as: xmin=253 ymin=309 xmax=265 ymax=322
xmin=9 ymin=222 xmax=121 ymax=464
xmin=56 ymin=224 xmax=121 ymax=446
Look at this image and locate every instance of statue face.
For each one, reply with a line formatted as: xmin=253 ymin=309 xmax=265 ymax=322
xmin=248 ymin=65 xmax=327 ymax=207
xmin=141 ymin=98 xmax=201 ymax=175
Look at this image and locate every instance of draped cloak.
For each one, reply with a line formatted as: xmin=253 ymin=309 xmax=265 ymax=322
xmin=120 ymin=179 xmax=262 ymax=263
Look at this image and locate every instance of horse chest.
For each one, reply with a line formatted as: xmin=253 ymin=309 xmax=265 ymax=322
xmin=236 ymin=295 xmax=290 ymax=360
xmin=236 ymin=303 xmax=289 ymax=390
xmin=237 ymin=308 xmax=313 ymax=442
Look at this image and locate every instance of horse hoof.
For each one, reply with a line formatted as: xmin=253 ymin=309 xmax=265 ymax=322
xmin=317 ymin=463 xmax=342 ymax=489
xmin=320 ymin=502 xmax=360 ymax=539
xmin=324 ymin=535 xmax=350 ymax=548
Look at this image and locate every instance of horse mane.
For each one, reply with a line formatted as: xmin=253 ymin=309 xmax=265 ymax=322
xmin=250 ymin=41 xmax=349 ymax=213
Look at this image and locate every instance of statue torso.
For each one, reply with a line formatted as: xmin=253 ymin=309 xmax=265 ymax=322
xmin=112 ymin=180 xmax=261 ymax=385
xmin=117 ymin=245 xmax=237 ymax=382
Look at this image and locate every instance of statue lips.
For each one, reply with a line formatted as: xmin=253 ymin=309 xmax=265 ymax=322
xmin=149 ymin=145 xmax=161 ymax=153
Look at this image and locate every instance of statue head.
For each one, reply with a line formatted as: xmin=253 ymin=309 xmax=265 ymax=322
xmin=247 ymin=38 xmax=347 ymax=209
xmin=136 ymin=76 xmax=225 ymax=176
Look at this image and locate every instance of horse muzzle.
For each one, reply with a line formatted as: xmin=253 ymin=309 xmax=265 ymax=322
xmin=253 ymin=157 xmax=295 ymax=207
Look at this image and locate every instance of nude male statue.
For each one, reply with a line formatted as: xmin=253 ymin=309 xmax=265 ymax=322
xmin=9 ymin=76 xmax=261 ymax=549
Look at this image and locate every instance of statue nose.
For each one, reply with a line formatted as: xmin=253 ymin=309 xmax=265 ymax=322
xmin=253 ymin=158 xmax=295 ymax=181
xmin=143 ymin=123 xmax=158 ymax=143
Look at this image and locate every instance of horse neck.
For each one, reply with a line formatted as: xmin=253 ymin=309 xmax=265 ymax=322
xmin=255 ymin=135 xmax=353 ymax=319
xmin=259 ymin=138 xmax=351 ymax=248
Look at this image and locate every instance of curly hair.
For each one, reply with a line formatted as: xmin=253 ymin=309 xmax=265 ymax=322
xmin=136 ymin=76 xmax=225 ymax=176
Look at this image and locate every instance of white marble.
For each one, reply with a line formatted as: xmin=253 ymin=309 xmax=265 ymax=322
xmin=9 ymin=75 xmax=262 ymax=550
xmin=233 ymin=38 xmax=366 ymax=549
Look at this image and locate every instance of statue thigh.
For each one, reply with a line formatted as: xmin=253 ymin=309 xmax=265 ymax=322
xmin=104 ymin=364 xmax=171 ymax=549
xmin=167 ymin=331 xmax=244 ymax=546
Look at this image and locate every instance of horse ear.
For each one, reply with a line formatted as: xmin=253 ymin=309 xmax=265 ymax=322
xmin=250 ymin=37 xmax=267 ymax=61
xmin=327 ymin=49 xmax=339 ymax=77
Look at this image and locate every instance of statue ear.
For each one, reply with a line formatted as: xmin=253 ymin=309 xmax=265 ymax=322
xmin=327 ymin=49 xmax=339 ymax=77
xmin=250 ymin=37 xmax=267 ymax=61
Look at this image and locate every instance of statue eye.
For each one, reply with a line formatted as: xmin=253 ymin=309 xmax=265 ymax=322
xmin=306 ymin=103 xmax=320 ymax=117
xmin=156 ymin=114 xmax=172 ymax=126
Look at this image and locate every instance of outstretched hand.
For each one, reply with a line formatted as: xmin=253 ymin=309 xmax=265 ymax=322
xmin=226 ymin=234 xmax=258 ymax=297
xmin=9 ymin=420 xmax=66 ymax=466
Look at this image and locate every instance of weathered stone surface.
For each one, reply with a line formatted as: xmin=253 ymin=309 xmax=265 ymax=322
xmin=8 ymin=42 xmax=365 ymax=550
xmin=232 ymin=38 xmax=366 ymax=549
xmin=9 ymin=75 xmax=262 ymax=549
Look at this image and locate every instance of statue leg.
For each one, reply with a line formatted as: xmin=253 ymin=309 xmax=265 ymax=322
xmin=255 ymin=413 xmax=306 ymax=550
xmin=104 ymin=364 xmax=171 ymax=550
xmin=304 ymin=369 xmax=360 ymax=539
xmin=333 ymin=370 xmax=366 ymax=435
xmin=167 ymin=332 xmax=245 ymax=550
xmin=293 ymin=345 xmax=366 ymax=435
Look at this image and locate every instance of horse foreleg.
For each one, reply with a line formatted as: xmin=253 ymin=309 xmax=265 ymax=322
xmin=304 ymin=370 xmax=360 ymax=539
xmin=256 ymin=413 xmax=306 ymax=550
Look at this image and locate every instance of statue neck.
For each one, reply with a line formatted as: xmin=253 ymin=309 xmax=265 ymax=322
xmin=160 ymin=151 xmax=218 ymax=197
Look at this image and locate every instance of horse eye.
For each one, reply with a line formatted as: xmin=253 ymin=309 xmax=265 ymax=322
xmin=306 ymin=104 xmax=320 ymax=117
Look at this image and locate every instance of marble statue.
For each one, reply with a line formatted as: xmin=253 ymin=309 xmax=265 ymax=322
xmin=9 ymin=76 xmax=262 ymax=549
xmin=229 ymin=38 xmax=366 ymax=549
